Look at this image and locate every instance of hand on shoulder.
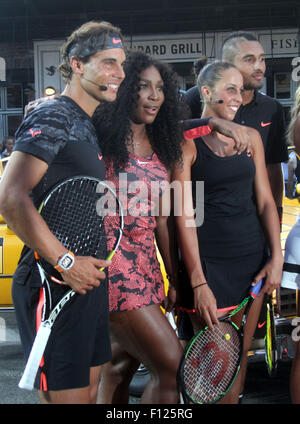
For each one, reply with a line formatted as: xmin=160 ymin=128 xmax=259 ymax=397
xmin=246 ymin=127 xmax=264 ymax=157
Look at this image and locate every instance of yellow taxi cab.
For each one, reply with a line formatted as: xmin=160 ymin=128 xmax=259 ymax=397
xmin=0 ymin=158 xmax=24 ymax=308
xmin=0 ymin=216 xmax=23 ymax=307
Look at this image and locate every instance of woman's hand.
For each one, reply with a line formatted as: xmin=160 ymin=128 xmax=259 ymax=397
xmin=164 ymin=285 xmax=177 ymax=312
xmin=253 ymin=255 xmax=284 ymax=295
xmin=193 ymin=283 xmax=219 ymax=330
xmin=208 ymin=117 xmax=252 ymax=154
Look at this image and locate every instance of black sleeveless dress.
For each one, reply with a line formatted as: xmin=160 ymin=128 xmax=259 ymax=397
xmin=179 ymin=137 xmax=267 ymax=310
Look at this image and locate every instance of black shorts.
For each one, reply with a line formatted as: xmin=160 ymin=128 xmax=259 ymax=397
xmin=178 ymin=249 xmax=268 ymax=311
xmin=177 ymin=310 xmax=194 ymax=341
xmin=12 ymin=253 xmax=111 ymax=391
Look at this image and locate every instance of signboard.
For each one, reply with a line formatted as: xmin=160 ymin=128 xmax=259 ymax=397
xmin=34 ymin=28 xmax=299 ymax=97
xmin=258 ymin=31 xmax=299 ymax=57
xmin=128 ymin=35 xmax=216 ymax=62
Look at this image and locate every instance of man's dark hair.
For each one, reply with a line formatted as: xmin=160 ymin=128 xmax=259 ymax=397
xmin=221 ymin=31 xmax=258 ymax=63
xmin=58 ymin=21 xmax=124 ymax=83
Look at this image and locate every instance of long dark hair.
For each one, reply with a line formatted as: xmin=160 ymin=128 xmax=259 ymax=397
xmin=93 ymin=50 xmax=186 ymax=170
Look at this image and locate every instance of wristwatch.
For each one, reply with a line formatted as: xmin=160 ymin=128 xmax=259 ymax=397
xmin=54 ymin=251 xmax=75 ymax=272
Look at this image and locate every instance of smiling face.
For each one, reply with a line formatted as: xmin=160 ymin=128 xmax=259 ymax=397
xmin=130 ymin=65 xmax=165 ymax=125
xmin=202 ymin=67 xmax=243 ymax=121
xmin=80 ymin=47 xmax=126 ymax=103
xmin=232 ymin=40 xmax=266 ymax=90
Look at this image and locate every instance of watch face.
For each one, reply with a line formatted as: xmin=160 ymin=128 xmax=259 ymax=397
xmin=55 ymin=252 xmax=74 ymax=272
xmin=61 ymin=256 xmax=73 ymax=268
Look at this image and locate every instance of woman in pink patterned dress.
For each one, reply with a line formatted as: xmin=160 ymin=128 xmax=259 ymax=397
xmin=93 ymin=51 xmax=185 ymax=403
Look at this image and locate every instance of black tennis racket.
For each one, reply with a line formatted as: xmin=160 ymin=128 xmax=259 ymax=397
xmin=18 ymin=175 xmax=124 ymax=390
xmin=179 ymin=277 xmax=264 ymax=404
xmin=264 ymin=294 xmax=278 ymax=377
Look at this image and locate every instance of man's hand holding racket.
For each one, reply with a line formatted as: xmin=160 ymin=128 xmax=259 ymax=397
xmin=58 ymin=256 xmax=111 ymax=295
xmin=16 ymin=176 xmax=124 ymax=390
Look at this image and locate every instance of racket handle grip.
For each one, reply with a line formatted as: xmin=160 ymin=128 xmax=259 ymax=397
xmin=251 ymin=257 xmax=270 ymax=296
xmin=18 ymin=322 xmax=51 ymax=390
xmin=250 ymin=277 xmax=264 ymax=297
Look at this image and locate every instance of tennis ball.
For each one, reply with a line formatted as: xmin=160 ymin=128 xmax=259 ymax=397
xmin=296 ymin=183 xmax=300 ymax=195
xmin=225 ymin=333 xmax=231 ymax=341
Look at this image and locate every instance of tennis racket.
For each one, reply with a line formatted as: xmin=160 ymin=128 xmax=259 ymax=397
xmin=18 ymin=175 xmax=123 ymax=390
xmin=264 ymin=294 xmax=278 ymax=377
xmin=179 ymin=277 xmax=264 ymax=404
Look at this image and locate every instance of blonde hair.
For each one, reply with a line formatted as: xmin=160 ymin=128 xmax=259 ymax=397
xmin=287 ymin=85 xmax=300 ymax=145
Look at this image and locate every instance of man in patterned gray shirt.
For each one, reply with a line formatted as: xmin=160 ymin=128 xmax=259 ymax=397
xmin=0 ymin=21 xmax=125 ymax=404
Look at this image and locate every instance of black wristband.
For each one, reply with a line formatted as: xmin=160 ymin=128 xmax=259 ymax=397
xmin=206 ymin=117 xmax=213 ymax=127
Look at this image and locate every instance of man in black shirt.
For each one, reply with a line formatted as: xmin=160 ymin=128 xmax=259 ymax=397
xmin=0 ymin=21 xmax=126 ymax=404
xmin=222 ymin=31 xmax=288 ymax=220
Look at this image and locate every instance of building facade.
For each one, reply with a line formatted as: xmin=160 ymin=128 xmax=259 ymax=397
xmin=34 ymin=28 xmax=299 ymax=127
xmin=0 ymin=1 xmax=299 ymax=140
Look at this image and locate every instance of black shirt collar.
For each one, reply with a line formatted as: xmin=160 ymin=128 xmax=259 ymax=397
xmin=242 ymin=89 xmax=260 ymax=107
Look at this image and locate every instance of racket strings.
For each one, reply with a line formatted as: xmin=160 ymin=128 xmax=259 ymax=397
xmin=40 ymin=178 xmax=118 ymax=274
xmin=184 ymin=322 xmax=241 ymax=403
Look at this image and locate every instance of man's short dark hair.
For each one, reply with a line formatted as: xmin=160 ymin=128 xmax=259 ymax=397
xmin=221 ymin=31 xmax=259 ymax=63
xmin=58 ymin=21 xmax=124 ymax=83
